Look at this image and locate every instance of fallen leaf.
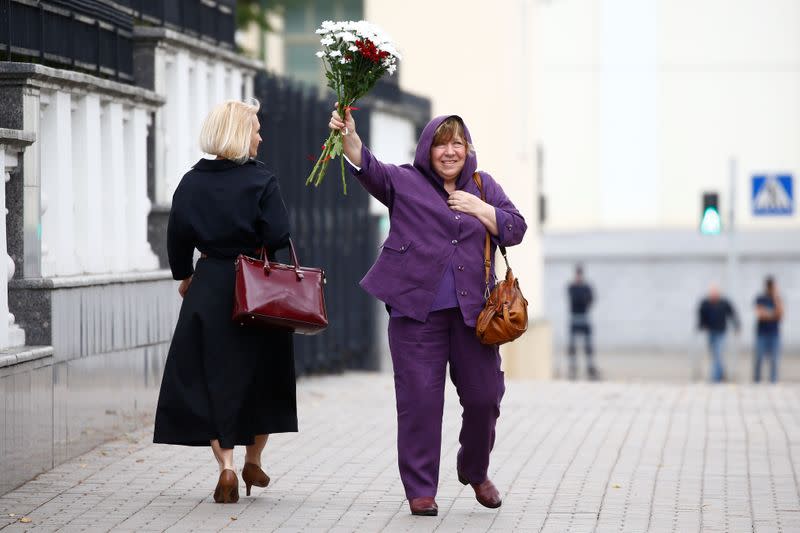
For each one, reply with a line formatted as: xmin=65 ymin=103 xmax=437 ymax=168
xmin=19 ymin=517 xmax=31 ymax=523
xmin=611 ymin=483 xmax=621 ymax=489
xmin=8 ymin=513 xmax=15 ymax=517
xmin=230 ymin=516 xmax=238 ymax=521
xmin=101 ymin=451 xmax=109 ymax=456
xmin=79 ymin=464 xmax=87 ymax=468
xmin=136 ymin=459 xmax=144 ymax=463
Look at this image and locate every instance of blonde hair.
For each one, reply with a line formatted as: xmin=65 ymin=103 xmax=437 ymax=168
xmin=199 ymin=98 xmax=260 ymax=164
xmin=432 ymin=117 xmax=475 ymax=154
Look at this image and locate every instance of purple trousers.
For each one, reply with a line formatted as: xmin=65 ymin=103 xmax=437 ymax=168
xmin=388 ymin=308 xmax=505 ymax=499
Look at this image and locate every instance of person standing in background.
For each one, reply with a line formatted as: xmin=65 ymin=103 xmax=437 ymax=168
xmin=567 ymin=265 xmax=597 ymax=380
xmin=754 ymin=276 xmax=784 ymax=383
xmin=698 ymin=283 xmax=740 ymax=383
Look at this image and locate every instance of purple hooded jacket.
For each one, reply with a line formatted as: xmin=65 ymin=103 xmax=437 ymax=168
xmin=350 ymin=115 xmax=527 ymax=326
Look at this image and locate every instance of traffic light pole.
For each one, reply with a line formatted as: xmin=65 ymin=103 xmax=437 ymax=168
xmin=727 ymin=157 xmax=741 ymax=382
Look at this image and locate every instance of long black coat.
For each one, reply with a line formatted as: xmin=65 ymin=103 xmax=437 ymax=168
xmin=154 ymin=158 xmax=297 ymax=449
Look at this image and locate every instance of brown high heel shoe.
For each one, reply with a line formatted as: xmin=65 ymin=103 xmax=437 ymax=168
xmin=213 ymin=469 xmax=239 ymax=503
xmin=241 ymin=463 xmax=270 ymax=496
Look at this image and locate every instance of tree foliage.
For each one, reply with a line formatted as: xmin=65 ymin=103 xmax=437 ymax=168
xmin=236 ymin=0 xmax=309 ymax=32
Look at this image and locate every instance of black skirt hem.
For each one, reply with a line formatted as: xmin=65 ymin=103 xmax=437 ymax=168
xmin=153 ymin=418 xmax=299 ymax=448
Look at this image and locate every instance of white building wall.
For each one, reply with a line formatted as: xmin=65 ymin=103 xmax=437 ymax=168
xmin=536 ymin=0 xmax=800 ymax=357
xmin=537 ymin=0 xmax=800 ymax=231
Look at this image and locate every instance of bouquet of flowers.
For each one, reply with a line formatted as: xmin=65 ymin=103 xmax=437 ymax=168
xmin=305 ymin=20 xmax=401 ymax=193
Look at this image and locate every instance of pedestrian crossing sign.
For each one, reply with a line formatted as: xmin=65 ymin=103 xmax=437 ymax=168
xmin=752 ymin=175 xmax=793 ymax=216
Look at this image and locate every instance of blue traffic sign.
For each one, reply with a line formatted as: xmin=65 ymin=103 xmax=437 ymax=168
xmin=752 ymin=175 xmax=793 ymax=216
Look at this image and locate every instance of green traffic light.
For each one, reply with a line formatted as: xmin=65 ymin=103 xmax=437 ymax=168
xmin=700 ymin=207 xmax=722 ymax=235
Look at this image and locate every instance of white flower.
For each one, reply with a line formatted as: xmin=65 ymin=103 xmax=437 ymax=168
xmin=348 ymin=45 xmax=358 ymax=52
xmin=335 ymin=31 xmax=357 ymax=42
xmin=320 ymin=20 xmax=336 ymax=31
xmin=329 ymin=50 xmax=342 ymax=58
xmin=320 ymin=35 xmax=335 ymax=46
xmin=315 ymin=51 xmax=325 ymax=58
xmin=387 ymin=64 xmax=397 ymax=75
xmin=339 ymin=58 xmax=349 ymax=64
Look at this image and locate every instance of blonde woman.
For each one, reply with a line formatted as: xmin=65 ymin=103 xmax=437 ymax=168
xmin=154 ymin=99 xmax=296 ymax=503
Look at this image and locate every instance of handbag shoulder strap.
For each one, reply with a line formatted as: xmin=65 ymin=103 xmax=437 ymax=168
xmin=473 ymin=173 xmax=492 ymax=298
xmin=472 ymin=172 xmax=511 ymax=298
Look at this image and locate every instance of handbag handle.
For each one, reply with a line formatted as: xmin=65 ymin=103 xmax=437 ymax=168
xmin=472 ymin=173 xmax=509 ymax=300
xmin=261 ymin=238 xmax=304 ymax=280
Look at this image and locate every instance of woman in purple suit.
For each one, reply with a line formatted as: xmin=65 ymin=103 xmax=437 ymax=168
xmin=329 ymin=108 xmax=527 ymax=516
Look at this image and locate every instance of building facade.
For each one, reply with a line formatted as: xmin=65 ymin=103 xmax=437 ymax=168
xmin=534 ymin=0 xmax=799 ymax=358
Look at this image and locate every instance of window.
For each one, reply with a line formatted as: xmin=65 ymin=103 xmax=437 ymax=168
xmin=282 ymin=0 xmax=364 ymax=88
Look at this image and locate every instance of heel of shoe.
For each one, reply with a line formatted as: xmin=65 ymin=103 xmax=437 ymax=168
xmin=241 ymin=463 xmax=270 ymax=496
xmin=213 ymin=469 xmax=240 ymax=504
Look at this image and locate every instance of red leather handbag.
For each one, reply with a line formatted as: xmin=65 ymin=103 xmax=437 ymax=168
xmin=233 ymin=239 xmax=328 ymax=334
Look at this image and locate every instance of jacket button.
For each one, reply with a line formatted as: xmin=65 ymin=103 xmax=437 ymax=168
xmin=451 ymin=239 xmax=458 ymax=245
xmin=460 ymin=290 xmax=467 ymax=296
xmin=455 ymin=215 xmax=461 ymax=220
xmin=400 ymin=245 xmax=405 ymax=251
xmin=458 ymin=265 xmax=464 ymax=271
xmin=507 ymin=224 xmax=513 ymax=230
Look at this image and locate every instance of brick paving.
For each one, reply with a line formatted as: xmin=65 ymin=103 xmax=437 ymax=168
xmin=2 ymin=373 xmax=800 ymax=532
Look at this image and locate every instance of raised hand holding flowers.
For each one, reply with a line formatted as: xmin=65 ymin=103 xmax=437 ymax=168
xmin=305 ymin=20 xmax=401 ymax=193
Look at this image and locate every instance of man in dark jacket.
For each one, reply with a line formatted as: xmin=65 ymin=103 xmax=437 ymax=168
xmin=698 ymin=283 xmax=740 ymax=383
xmin=567 ymin=265 xmax=597 ymax=380
xmin=754 ymin=276 xmax=783 ymax=383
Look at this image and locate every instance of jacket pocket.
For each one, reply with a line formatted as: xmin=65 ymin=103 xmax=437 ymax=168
xmin=381 ymin=234 xmax=412 ymax=254
xmin=379 ymin=234 xmax=412 ymax=270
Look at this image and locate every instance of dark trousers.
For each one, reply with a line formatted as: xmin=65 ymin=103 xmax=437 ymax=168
xmin=568 ymin=320 xmax=595 ymax=376
xmin=388 ymin=308 xmax=505 ymax=499
xmin=754 ymin=333 xmax=780 ymax=383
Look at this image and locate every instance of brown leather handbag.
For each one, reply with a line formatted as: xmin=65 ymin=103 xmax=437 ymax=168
xmin=473 ymin=173 xmax=528 ymax=345
xmin=233 ymin=239 xmax=328 ymax=334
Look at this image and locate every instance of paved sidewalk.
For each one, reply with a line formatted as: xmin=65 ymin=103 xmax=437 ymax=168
xmin=2 ymin=373 xmax=800 ymax=532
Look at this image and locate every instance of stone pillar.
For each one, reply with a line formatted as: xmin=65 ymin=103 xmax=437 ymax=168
xmin=161 ymin=50 xmax=192 ymax=204
xmin=39 ymin=90 xmax=79 ymax=277
xmin=125 ymin=108 xmax=158 ymax=270
xmin=100 ymin=101 xmax=129 ymax=273
xmin=191 ymin=58 xmax=209 ymax=152
xmin=72 ymin=94 xmax=107 ymax=274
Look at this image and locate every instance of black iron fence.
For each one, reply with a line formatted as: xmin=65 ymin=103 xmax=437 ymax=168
xmin=0 ymin=0 xmax=236 ymax=83
xmin=131 ymin=0 xmax=235 ymax=49
xmin=255 ymin=72 xmax=380 ymax=375
xmin=0 ymin=0 xmax=135 ymax=81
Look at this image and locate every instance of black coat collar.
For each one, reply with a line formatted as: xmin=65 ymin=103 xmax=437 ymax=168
xmin=193 ymin=158 xmax=257 ymax=171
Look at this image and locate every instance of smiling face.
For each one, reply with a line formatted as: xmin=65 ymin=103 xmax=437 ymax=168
xmin=430 ymin=138 xmax=467 ymax=182
xmin=429 ymin=117 xmax=469 ymax=183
